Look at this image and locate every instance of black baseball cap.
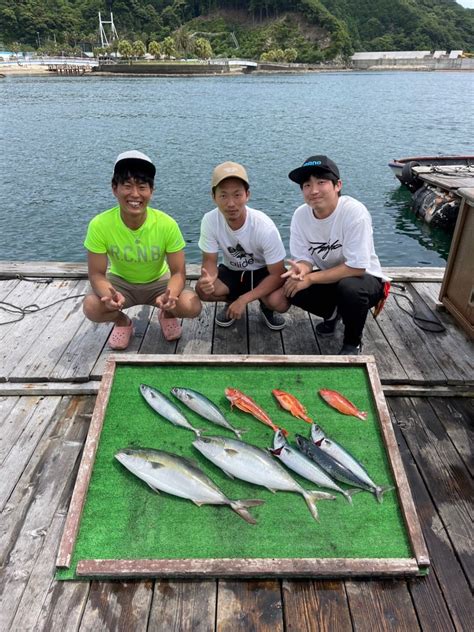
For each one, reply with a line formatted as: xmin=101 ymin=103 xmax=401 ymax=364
xmin=288 ymin=155 xmax=340 ymax=184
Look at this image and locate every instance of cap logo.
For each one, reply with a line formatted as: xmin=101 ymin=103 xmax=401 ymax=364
xmin=304 ymin=160 xmax=322 ymax=167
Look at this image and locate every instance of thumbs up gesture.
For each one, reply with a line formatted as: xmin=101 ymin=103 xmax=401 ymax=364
xmin=198 ymin=267 xmax=217 ymax=296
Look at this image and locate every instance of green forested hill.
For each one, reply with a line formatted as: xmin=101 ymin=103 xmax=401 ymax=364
xmin=1 ymin=0 xmax=473 ymax=61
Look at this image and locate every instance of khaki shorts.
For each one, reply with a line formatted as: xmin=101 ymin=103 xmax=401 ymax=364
xmin=106 ymin=273 xmax=192 ymax=309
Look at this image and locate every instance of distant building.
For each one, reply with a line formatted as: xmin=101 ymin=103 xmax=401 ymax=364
xmin=351 ymin=50 xmax=467 ymax=69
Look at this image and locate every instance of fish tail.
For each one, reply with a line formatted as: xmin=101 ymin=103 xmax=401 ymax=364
xmin=233 ymin=428 xmax=248 ymax=439
xmin=302 ymin=490 xmax=336 ymax=522
xmin=357 ymin=411 xmax=368 ymax=420
xmin=375 ymin=485 xmax=394 ymax=503
xmin=345 ymin=488 xmax=362 ymax=504
xmin=230 ymin=499 xmax=264 ymax=524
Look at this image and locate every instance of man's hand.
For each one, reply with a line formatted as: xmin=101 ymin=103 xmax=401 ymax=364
xmin=156 ymin=288 xmax=178 ymax=312
xmin=227 ymin=296 xmax=248 ymax=320
xmin=281 ymin=259 xmax=307 ymax=281
xmin=283 ymin=275 xmax=312 ymax=298
xmin=197 ymin=267 xmax=217 ymax=296
xmin=100 ymin=288 xmax=125 ymax=311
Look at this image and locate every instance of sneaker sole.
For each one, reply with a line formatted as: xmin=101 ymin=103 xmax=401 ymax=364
xmin=261 ymin=316 xmax=285 ymax=331
xmin=215 ymin=318 xmax=235 ymax=328
xmin=315 ymin=329 xmax=336 ymax=337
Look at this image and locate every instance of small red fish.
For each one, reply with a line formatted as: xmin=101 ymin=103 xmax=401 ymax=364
xmin=272 ymin=389 xmax=313 ymax=424
xmin=319 ymin=389 xmax=368 ymax=421
xmin=225 ymin=387 xmax=289 ymax=436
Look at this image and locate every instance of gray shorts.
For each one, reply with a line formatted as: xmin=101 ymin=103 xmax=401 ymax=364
xmin=106 ymin=273 xmax=192 ymax=309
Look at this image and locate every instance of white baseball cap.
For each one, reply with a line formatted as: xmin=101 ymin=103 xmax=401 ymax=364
xmin=114 ymin=150 xmax=156 ymax=177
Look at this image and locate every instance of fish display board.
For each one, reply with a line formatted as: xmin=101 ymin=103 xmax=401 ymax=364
xmin=56 ymin=355 xmax=429 ymax=579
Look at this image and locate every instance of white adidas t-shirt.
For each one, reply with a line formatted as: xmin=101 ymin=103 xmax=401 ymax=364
xmin=199 ymin=206 xmax=286 ymax=271
xmin=290 ymin=196 xmax=389 ymax=281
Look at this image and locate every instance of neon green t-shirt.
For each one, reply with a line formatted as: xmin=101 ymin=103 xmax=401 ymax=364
xmin=84 ymin=206 xmax=186 ymax=284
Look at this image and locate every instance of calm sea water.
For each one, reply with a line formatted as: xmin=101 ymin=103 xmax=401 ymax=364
xmin=1 ymin=71 xmax=473 ymax=266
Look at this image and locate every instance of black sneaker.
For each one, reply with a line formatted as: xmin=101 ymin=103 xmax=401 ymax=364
xmin=215 ymin=306 xmax=235 ymax=328
xmin=316 ymin=314 xmax=341 ymax=336
xmin=338 ymin=343 xmax=362 ymax=356
xmin=260 ymin=304 xmax=285 ymax=330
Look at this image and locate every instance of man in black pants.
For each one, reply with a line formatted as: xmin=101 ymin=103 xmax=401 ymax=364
xmin=267 ymin=155 xmax=389 ymax=354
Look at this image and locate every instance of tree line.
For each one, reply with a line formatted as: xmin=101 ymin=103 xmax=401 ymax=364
xmin=1 ymin=0 xmax=472 ymax=63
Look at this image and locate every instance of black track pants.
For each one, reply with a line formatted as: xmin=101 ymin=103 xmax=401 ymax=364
xmin=289 ymin=274 xmax=384 ymax=347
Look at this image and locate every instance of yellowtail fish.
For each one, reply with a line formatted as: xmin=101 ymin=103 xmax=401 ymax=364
xmin=115 ymin=448 xmax=264 ymax=524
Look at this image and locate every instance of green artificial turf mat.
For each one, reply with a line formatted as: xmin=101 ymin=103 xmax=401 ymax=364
xmin=57 ymin=363 xmax=413 ymax=579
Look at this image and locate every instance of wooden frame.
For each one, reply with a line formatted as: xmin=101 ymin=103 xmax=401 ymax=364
xmin=439 ymin=189 xmax=474 ymax=339
xmin=57 ymin=354 xmax=430 ymax=578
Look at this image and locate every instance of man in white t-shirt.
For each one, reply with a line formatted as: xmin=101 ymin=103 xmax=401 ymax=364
xmin=267 ymin=155 xmax=389 ymax=354
xmin=196 ymin=161 xmax=287 ymax=330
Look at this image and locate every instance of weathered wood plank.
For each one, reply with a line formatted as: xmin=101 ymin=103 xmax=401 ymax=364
xmin=346 ymin=580 xmax=421 ymax=630
xmin=0 ymin=279 xmax=84 ymax=381
xmin=9 ymin=280 xmax=89 ymax=381
xmin=212 ymin=304 xmax=248 ymax=355
xmin=0 ymin=262 xmax=446 ymax=283
xmin=0 ymin=397 xmax=92 ymax=559
xmin=77 ymin=581 xmax=153 ymax=632
xmin=49 ymin=317 xmax=110 ymax=382
xmin=0 ymin=396 xmax=62 ymax=511
xmin=310 ymin=313 xmax=344 ymax=356
xmin=0 ymin=397 xmax=92 ymax=631
xmin=247 ymin=301 xmax=284 ymax=355
xmin=402 ymin=284 xmax=473 ymax=384
xmin=0 ymin=395 xmax=21 ymax=457
xmin=414 ymin=283 xmax=474 ymax=376
xmin=35 ymin=580 xmax=90 ymax=632
xmin=363 ymin=313 xmax=409 ymax=383
xmin=0 ymin=278 xmax=59 ymax=349
xmin=391 ymin=406 xmax=470 ymax=632
xmin=282 ymin=579 xmax=352 ymax=631
xmin=148 ymin=580 xmax=217 ymax=631
xmin=281 ymin=306 xmax=320 ymax=355
xmin=388 ymin=398 xmax=474 ymax=589
xmin=8 ymin=511 xmax=70 ymax=632
xmin=216 ymin=580 xmax=283 ymax=632
xmin=175 ymin=284 xmax=214 ymax=356
xmin=428 ymin=398 xmax=473 ymax=476
xmin=0 ymin=381 xmax=102 ymax=396
xmin=378 ymin=290 xmax=447 ymax=384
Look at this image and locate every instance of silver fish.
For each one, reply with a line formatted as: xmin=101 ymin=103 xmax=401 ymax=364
xmin=115 ymin=448 xmax=263 ymax=524
xmin=269 ymin=429 xmax=357 ymax=504
xmin=139 ymin=383 xmax=202 ymax=436
xmin=297 ymin=430 xmax=393 ymax=503
xmin=193 ymin=435 xmax=335 ymax=522
xmin=171 ymin=387 xmax=245 ymax=438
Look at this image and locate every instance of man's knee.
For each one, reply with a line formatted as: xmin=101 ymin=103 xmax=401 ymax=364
xmin=337 ymin=277 xmax=366 ymax=305
xmin=83 ymin=294 xmax=101 ymax=321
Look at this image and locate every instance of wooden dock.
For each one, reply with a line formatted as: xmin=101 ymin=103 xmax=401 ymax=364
xmin=0 ymin=262 xmax=472 ymax=631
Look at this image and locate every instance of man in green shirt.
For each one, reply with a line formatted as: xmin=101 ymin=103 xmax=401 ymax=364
xmin=83 ymin=150 xmax=201 ymax=349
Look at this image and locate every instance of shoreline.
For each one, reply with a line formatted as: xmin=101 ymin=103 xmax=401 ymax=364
xmin=2 ymin=63 xmax=473 ymax=78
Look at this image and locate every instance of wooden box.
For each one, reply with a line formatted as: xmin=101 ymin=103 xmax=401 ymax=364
xmin=57 ymin=354 xmax=429 ymax=579
xmin=439 ymin=188 xmax=474 ymax=338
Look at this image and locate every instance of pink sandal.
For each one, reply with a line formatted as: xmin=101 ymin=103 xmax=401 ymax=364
xmin=158 ymin=310 xmax=182 ymax=341
xmin=109 ymin=319 xmax=133 ymax=350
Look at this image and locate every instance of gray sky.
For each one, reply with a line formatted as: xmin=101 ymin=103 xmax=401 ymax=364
xmin=457 ymin=0 xmax=474 ymax=7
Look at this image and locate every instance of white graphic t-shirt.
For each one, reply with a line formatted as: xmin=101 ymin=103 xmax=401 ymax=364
xmin=199 ymin=206 xmax=286 ymax=271
xmin=290 ymin=196 xmax=389 ymax=281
